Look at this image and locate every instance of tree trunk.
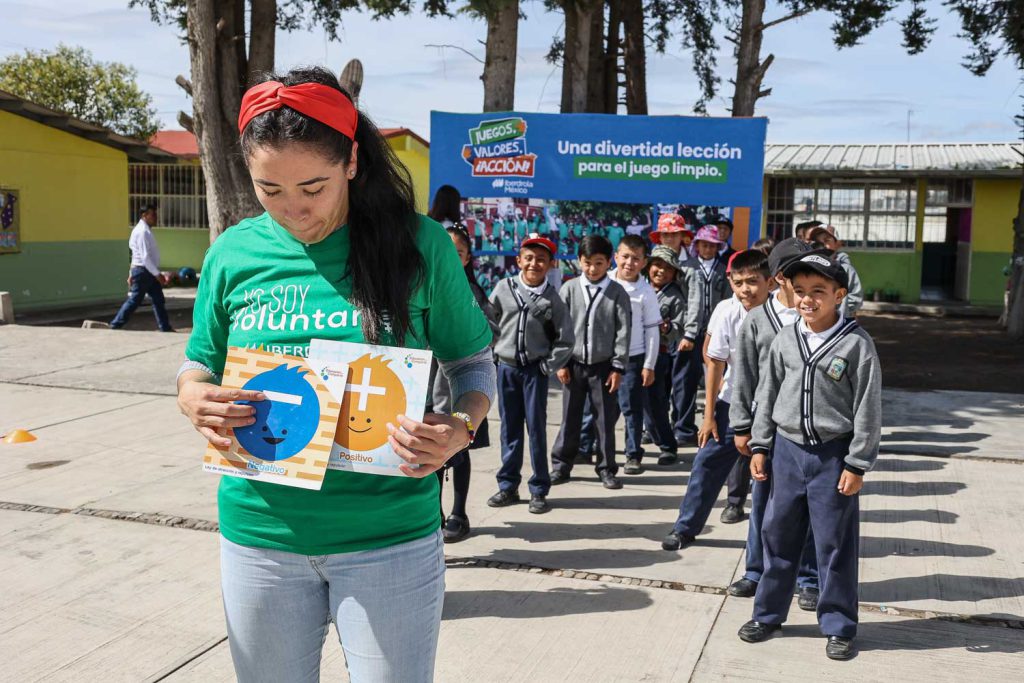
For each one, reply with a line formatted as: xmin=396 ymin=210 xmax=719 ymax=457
xmin=1006 ymin=168 xmax=1024 ymax=339
xmin=586 ymin=5 xmax=605 ymax=113
xmin=482 ymin=0 xmax=519 ymax=112
xmin=248 ymin=0 xmax=276 ymax=82
xmin=620 ymin=0 xmax=646 ymax=114
xmin=560 ymin=0 xmax=578 ymax=113
xmin=568 ymin=0 xmax=597 ymax=112
xmin=187 ymin=0 xmax=262 ymax=243
xmin=731 ymin=0 xmax=767 ymax=117
xmin=603 ymin=0 xmax=622 ymax=114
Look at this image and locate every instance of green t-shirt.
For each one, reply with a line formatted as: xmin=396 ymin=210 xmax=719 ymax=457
xmin=186 ymin=212 xmax=490 ymax=555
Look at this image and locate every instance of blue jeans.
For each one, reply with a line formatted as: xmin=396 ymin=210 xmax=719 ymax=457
xmin=220 ymin=530 xmax=445 ymax=682
xmin=744 ymin=471 xmax=818 ymax=588
xmin=617 ymin=354 xmax=646 ymax=460
xmin=643 ymin=351 xmax=677 ymax=453
xmin=110 ymin=266 xmax=172 ymax=331
xmin=672 ymin=400 xmax=738 ymax=536
xmin=497 ymin=361 xmax=551 ymax=495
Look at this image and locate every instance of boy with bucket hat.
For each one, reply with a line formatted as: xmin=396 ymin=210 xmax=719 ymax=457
xmin=738 ymin=252 xmax=882 ymax=661
xmin=674 ymin=225 xmax=731 ymax=445
xmin=650 ymin=212 xmax=694 ymax=257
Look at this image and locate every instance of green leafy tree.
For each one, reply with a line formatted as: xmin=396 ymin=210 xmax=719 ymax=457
xmin=0 ymin=44 xmax=160 ymax=139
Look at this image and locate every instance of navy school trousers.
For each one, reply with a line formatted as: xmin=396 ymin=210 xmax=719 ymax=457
xmin=672 ymin=340 xmax=703 ymax=443
xmin=753 ymin=434 xmax=859 ymax=638
xmin=550 ymin=359 xmax=619 ymax=476
xmin=496 ymin=361 xmax=551 ymax=496
xmin=642 ymin=350 xmax=678 ymax=453
xmin=671 ymin=400 xmax=739 ymax=537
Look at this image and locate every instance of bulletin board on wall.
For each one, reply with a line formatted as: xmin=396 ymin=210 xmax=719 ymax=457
xmin=0 ymin=189 xmax=19 ymax=255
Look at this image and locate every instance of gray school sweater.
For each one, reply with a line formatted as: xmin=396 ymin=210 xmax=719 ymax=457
xmin=750 ymin=319 xmax=883 ymax=473
xmin=489 ymin=276 xmax=575 ymax=376
xmin=729 ymin=300 xmax=795 ymax=435
xmin=655 ymin=280 xmax=687 ymax=349
xmin=681 ymin=256 xmax=731 ymax=341
xmin=835 ymin=251 xmax=864 ymax=317
xmin=560 ymin=276 xmax=632 ymax=372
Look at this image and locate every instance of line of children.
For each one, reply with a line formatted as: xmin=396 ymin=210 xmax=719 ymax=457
xmin=738 ymin=251 xmax=882 ymax=661
xmin=487 ymin=234 xmax=575 ymax=514
xmin=661 ymin=249 xmax=772 ymax=550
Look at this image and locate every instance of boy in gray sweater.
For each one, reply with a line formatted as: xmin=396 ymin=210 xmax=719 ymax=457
xmin=487 ymin=235 xmax=575 ymax=513
xmin=643 ymin=245 xmax=687 ymax=464
xmin=550 ymin=235 xmax=632 ymax=490
xmin=738 ymin=253 xmax=882 ymax=662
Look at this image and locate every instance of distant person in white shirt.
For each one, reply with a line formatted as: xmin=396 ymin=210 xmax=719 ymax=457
xmin=110 ymin=204 xmax=173 ymax=332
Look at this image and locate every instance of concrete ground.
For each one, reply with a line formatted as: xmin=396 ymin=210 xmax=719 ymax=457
xmin=1 ymin=325 xmax=1022 ymax=682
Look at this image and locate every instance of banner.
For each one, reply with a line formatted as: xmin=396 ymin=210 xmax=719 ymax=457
xmin=429 ymin=111 xmax=767 ymax=236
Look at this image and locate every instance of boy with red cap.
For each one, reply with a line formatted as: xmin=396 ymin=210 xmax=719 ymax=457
xmin=487 ymin=234 xmax=575 ymax=513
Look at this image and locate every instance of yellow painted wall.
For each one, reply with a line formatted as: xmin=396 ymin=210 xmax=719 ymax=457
xmin=387 ymin=134 xmax=431 ymax=214
xmin=0 ymin=111 xmax=128 ymax=242
xmin=972 ymin=179 xmax=1018 ymax=253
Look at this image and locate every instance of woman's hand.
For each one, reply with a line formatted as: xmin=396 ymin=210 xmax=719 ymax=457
xmin=388 ymin=413 xmax=472 ymax=478
xmin=177 ymin=380 xmax=263 ymax=448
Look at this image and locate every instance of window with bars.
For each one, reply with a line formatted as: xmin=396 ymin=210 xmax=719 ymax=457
xmin=766 ymin=176 xmax=971 ymax=250
xmin=129 ymin=163 xmax=208 ymax=229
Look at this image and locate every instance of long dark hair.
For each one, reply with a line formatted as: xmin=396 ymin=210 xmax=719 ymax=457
xmin=430 ymin=185 xmax=462 ymax=224
xmin=240 ymin=66 xmax=423 ymax=345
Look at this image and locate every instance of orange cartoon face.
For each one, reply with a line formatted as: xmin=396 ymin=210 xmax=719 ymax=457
xmin=335 ymin=354 xmax=407 ymax=452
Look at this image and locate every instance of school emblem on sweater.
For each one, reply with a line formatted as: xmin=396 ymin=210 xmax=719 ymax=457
xmin=826 ymin=356 xmax=848 ymax=382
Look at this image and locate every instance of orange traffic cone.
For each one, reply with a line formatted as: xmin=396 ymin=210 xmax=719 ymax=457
xmin=2 ymin=429 xmax=37 ymax=444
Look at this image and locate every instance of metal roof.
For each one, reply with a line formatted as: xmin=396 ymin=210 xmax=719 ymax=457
xmin=764 ymin=142 xmax=1023 ymax=178
xmin=0 ymin=89 xmax=176 ymax=163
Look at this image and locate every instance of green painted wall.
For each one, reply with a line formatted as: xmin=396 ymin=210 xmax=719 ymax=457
xmin=969 ymin=251 xmax=1011 ymax=306
xmin=153 ymin=227 xmax=210 ymax=270
xmin=2 ymin=240 xmax=127 ymax=311
xmin=844 ymin=250 xmax=922 ymax=303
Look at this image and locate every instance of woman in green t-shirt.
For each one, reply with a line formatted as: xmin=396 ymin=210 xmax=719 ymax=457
xmin=175 ymin=67 xmax=494 ymax=683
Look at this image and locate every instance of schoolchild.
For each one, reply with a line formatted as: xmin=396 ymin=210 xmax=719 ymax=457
xmin=674 ymin=225 xmax=732 ymax=445
xmin=738 ymin=252 xmax=882 ymax=661
xmin=808 ymin=225 xmax=864 ymax=318
xmin=550 ymin=235 xmax=632 ymax=490
xmin=610 ymin=235 xmax=662 ymax=475
xmin=661 ymin=250 xmax=771 ymax=550
xmin=642 ymin=245 xmax=687 ymax=465
xmin=727 ymin=238 xmax=821 ymax=606
xmin=715 ymin=216 xmax=737 ymax=262
xmin=649 ymin=212 xmax=694 ymax=257
xmin=486 ymin=234 xmax=575 ymax=514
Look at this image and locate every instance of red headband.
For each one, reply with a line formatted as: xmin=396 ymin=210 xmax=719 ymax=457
xmin=238 ymin=81 xmax=358 ymax=139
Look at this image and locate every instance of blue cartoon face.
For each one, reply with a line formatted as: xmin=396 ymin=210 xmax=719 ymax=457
xmin=233 ymin=364 xmax=320 ymax=461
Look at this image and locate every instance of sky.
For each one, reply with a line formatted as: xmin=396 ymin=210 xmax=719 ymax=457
xmin=1 ymin=0 xmax=1020 ymax=144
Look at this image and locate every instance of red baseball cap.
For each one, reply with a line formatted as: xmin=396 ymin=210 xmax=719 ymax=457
xmin=521 ymin=233 xmax=557 ymax=257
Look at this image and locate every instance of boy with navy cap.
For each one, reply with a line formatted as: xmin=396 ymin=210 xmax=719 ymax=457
xmin=727 ymin=238 xmax=821 ymax=607
xmin=738 ymin=251 xmax=882 ymax=661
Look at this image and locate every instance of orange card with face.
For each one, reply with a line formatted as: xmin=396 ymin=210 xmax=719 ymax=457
xmin=308 ymin=340 xmax=433 ymax=476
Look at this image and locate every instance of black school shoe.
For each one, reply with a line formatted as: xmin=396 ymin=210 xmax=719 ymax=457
xmin=657 ymin=451 xmax=678 ymax=466
xmin=738 ymin=620 xmax=781 ymax=643
xmin=486 ymin=489 xmax=521 ymax=507
xmin=442 ymin=514 xmax=471 ymax=543
xmin=528 ymin=494 xmax=550 ymax=514
xmin=798 ymin=586 xmax=820 ymax=611
xmin=728 ymin=577 xmax=758 ymax=598
xmin=624 ymin=458 xmax=643 ymax=475
xmin=720 ymin=503 xmax=745 ymax=524
xmin=661 ymin=530 xmax=696 ymax=551
xmin=600 ymin=472 xmax=623 ymax=489
xmin=825 ymin=636 xmax=856 ymax=660
xmin=550 ymin=470 xmax=571 ymax=486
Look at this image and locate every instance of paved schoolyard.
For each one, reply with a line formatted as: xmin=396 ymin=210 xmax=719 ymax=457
xmin=1 ymin=325 xmax=1022 ymax=682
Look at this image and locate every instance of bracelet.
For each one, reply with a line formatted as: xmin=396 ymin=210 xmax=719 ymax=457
xmin=450 ymin=411 xmax=476 ymax=445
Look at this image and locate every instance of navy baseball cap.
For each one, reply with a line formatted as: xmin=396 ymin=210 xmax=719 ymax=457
xmin=767 ymin=237 xmax=814 ymax=275
xmin=783 ymin=252 xmax=850 ymax=290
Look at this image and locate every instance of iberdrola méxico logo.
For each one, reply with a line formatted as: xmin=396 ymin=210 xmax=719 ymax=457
xmin=462 ymin=117 xmax=537 ymax=178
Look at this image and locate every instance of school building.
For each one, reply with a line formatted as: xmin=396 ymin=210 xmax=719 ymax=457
xmin=763 ymin=143 xmax=1022 ymax=306
xmin=0 ymin=89 xmax=173 ymax=312
xmin=140 ymin=127 xmax=431 ymax=273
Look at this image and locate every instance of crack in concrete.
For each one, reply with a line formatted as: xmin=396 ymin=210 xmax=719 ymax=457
xmin=0 ymin=379 xmax=176 ymax=398
xmin=5 ymin=501 xmax=1022 ymax=632
xmin=9 ymin=339 xmax=185 ymax=383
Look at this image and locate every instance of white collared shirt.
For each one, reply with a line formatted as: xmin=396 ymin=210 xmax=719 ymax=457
xmin=128 ymin=219 xmax=161 ymax=276
xmin=800 ymin=313 xmax=846 ymax=353
xmin=698 ymin=256 xmax=716 ymax=276
xmin=518 ymin=273 xmax=549 ymax=297
xmin=611 ymin=268 xmax=661 ymax=369
xmin=581 ymin=275 xmax=611 ymax=363
xmin=705 ymin=295 xmax=748 ymax=404
xmin=771 ymin=292 xmax=802 ymax=327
